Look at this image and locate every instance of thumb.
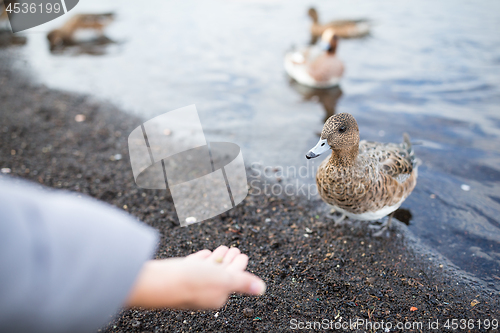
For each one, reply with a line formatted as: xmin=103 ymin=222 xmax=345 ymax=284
xmin=227 ymin=271 xmax=266 ymax=296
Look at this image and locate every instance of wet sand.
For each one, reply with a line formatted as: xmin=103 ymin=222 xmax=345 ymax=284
xmin=1 ymin=54 xmax=498 ymax=332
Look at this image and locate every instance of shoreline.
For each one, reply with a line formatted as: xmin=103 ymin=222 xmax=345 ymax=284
xmin=1 ymin=51 xmax=498 ymax=332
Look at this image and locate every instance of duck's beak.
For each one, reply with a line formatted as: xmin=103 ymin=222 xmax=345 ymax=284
xmin=305 ymin=138 xmax=330 ymax=159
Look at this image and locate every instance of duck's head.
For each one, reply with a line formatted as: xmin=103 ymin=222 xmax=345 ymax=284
xmin=320 ymin=28 xmax=338 ymax=53
xmin=305 ymin=113 xmax=359 ymax=159
xmin=308 ymin=7 xmax=319 ymax=23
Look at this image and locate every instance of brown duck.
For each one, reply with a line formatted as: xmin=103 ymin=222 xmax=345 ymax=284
xmin=47 ymin=13 xmax=114 ymax=51
xmin=306 ymin=113 xmax=418 ymax=224
xmin=308 ymin=7 xmax=370 ymax=43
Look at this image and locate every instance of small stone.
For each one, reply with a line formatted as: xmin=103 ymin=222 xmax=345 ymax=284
xmin=1 ymin=168 xmax=11 ymax=174
xmin=75 ymin=114 xmax=86 ymax=122
xmin=114 ymin=154 xmax=122 ymax=161
xmin=242 ymin=308 xmax=254 ymax=318
xmin=214 ymin=312 xmax=219 ymax=318
xmin=265 ymin=218 xmax=271 ymax=223
xmin=185 ymin=216 xmax=197 ymax=224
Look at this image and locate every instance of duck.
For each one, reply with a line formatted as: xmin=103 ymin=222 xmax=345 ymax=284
xmin=284 ymin=28 xmax=344 ymax=89
xmin=308 ymin=7 xmax=370 ymax=44
xmin=47 ymin=13 xmax=114 ymax=51
xmin=305 ymin=113 xmax=418 ymax=229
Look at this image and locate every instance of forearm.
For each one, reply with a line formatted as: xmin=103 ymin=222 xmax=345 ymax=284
xmin=125 ymin=259 xmax=192 ymax=309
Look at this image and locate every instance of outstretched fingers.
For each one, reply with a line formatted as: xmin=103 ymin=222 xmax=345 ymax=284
xmin=186 ymin=249 xmax=212 ymax=260
xmin=222 ymin=247 xmax=241 ymax=266
xmin=227 ymin=270 xmax=266 ymax=296
xmin=227 ymin=252 xmax=248 ymax=272
xmin=208 ymin=245 xmax=229 ymax=263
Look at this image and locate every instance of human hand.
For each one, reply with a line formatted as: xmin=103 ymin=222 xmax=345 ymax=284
xmin=125 ymin=246 xmax=266 ymax=309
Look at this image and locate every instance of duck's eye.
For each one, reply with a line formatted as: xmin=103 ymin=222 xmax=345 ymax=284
xmin=321 ymin=143 xmax=325 ymax=146
xmin=338 ymin=126 xmax=347 ymax=133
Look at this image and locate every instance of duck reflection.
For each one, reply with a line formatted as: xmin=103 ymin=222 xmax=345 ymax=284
xmin=48 ymin=35 xmax=116 ymax=56
xmin=289 ymin=79 xmax=343 ymax=123
xmin=0 ymin=30 xmax=26 ymax=47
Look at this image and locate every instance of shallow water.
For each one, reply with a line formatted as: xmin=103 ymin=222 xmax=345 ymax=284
xmin=7 ymin=0 xmax=500 ymax=288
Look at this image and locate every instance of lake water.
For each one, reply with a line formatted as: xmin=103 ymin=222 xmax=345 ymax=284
xmin=8 ymin=0 xmax=500 ymax=289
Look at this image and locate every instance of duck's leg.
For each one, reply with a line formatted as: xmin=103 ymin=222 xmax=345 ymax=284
xmin=372 ymin=212 xmax=395 ymax=237
xmin=387 ymin=211 xmax=394 ymax=229
xmin=325 ymin=211 xmax=346 ymax=225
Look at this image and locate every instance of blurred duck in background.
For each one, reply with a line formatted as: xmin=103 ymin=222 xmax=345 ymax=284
xmin=47 ymin=13 xmax=115 ymax=52
xmin=308 ymin=7 xmax=370 ymax=44
xmin=285 ymin=28 xmax=344 ymax=88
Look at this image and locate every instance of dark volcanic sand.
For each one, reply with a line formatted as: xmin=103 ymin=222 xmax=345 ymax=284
xmin=1 ymin=53 xmax=499 ymax=333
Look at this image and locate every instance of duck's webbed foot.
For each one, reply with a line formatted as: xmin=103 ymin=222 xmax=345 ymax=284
xmin=326 ymin=210 xmax=347 ymax=225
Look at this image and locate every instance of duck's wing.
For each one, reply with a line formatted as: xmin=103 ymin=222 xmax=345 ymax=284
xmin=325 ymin=19 xmax=371 ymax=38
xmin=359 ymin=133 xmax=416 ymax=183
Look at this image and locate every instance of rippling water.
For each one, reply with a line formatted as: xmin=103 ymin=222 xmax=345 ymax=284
xmin=8 ymin=0 xmax=500 ymax=288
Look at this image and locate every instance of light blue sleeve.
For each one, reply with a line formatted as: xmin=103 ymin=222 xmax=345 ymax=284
xmin=0 ymin=177 xmax=159 ymax=333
